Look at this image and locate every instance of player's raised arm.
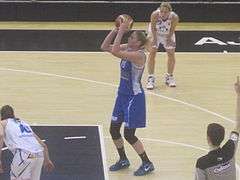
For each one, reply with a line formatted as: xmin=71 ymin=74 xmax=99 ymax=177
xmin=101 ymin=15 xmax=131 ymax=52
xmin=234 ymin=76 xmax=240 ymax=133
xmin=111 ymin=24 xmax=144 ymax=66
xmin=100 ymin=28 xmax=118 ymax=52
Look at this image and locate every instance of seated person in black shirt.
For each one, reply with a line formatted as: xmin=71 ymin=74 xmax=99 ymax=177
xmin=195 ymin=76 xmax=240 ymax=180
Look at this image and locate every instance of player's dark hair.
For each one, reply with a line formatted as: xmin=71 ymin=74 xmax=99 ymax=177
xmin=1 ymin=105 xmax=15 ymax=120
xmin=135 ymin=31 xmax=147 ymax=47
xmin=207 ymin=123 xmax=225 ymax=146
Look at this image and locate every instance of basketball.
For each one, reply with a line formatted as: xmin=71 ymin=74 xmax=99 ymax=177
xmin=115 ymin=14 xmax=134 ymax=30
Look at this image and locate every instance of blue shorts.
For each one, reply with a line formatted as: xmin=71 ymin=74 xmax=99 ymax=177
xmin=111 ymin=92 xmax=146 ymax=128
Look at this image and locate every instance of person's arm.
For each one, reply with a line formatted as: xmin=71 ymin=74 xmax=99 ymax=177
xmin=195 ymin=168 xmax=206 ymax=180
xmin=100 ymin=29 xmax=118 ymax=52
xmin=111 ymin=23 xmax=145 ymax=66
xmin=195 ymin=159 xmax=207 ymax=180
xmin=101 ymin=29 xmax=128 ymax=52
xmin=34 ymin=133 xmax=55 ymax=172
xmin=234 ymin=76 xmax=240 ymax=133
xmin=150 ymin=11 xmax=158 ymax=49
xmin=0 ymin=122 xmax=4 ymax=173
xmin=166 ymin=13 xmax=179 ymax=45
xmin=225 ymin=76 xmax=240 ymax=154
xmin=168 ymin=13 xmax=179 ymax=39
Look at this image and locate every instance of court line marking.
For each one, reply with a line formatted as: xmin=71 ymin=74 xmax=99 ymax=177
xmin=0 ymin=51 xmax=239 ymax=54
xmin=104 ymin=136 xmax=208 ymax=151
xmin=64 ymin=136 xmax=87 ymax=140
xmin=0 ymin=67 xmax=235 ymax=124
xmin=31 ymin=123 xmax=101 ymax=126
xmin=147 ymin=91 xmax=235 ymax=123
xmin=99 ymin=125 xmax=109 ymax=180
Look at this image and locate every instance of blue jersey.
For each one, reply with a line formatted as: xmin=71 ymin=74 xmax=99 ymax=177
xmin=112 ymin=50 xmax=147 ymax=128
xmin=118 ymin=51 xmax=146 ymax=96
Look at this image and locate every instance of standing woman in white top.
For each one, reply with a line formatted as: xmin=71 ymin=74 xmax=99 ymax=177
xmin=146 ymin=2 xmax=179 ymax=89
xmin=0 ymin=105 xmax=54 ymax=180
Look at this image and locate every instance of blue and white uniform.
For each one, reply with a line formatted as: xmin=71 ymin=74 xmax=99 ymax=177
xmin=111 ymin=50 xmax=146 ymax=128
xmin=3 ymin=118 xmax=44 ymax=180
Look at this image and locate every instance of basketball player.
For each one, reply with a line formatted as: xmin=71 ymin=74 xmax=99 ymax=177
xmin=101 ymin=19 xmax=154 ymax=176
xmin=0 ymin=105 xmax=54 ymax=180
xmin=195 ymin=76 xmax=240 ymax=180
xmin=146 ymin=1 xmax=179 ymax=89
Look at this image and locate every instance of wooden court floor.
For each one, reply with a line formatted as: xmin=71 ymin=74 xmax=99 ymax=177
xmin=0 ymin=51 xmax=239 ymax=180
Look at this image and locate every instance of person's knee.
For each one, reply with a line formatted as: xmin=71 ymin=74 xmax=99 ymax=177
xmin=109 ymin=123 xmax=122 ymax=140
xmin=167 ymin=50 xmax=175 ymax=58
xmin=124 ymin=129 xmax=138 ymax=145
xmin=148 ymin=50 xmax=157 ymax=63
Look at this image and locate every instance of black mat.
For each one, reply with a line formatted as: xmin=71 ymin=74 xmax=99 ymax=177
xmin=0 ymin=125 xmax=105 ymax=180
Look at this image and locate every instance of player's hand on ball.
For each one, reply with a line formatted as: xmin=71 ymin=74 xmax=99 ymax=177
xmin=44 ymin=159 xmax=55 ymax=172
xmin=115 ymin=14 xmax=133 ymax=31
xmin=119 ymin=21 xmax=131 ymax=32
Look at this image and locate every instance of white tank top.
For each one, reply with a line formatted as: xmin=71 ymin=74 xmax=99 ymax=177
xmin=4 ymin=118 xmax=43 ymax=153
xmin=156 ymin=10 xmax=176 ymax=36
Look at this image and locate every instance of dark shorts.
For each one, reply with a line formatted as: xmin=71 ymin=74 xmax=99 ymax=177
xmin=111 ymin=92 xmax=146 ymax=128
